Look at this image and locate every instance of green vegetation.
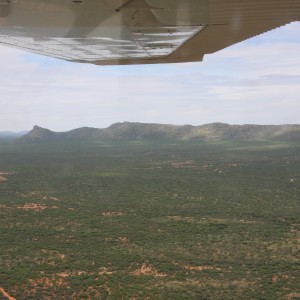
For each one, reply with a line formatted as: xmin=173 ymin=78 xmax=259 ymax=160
xmin=0 ymin=139 xmax=299 ymax=299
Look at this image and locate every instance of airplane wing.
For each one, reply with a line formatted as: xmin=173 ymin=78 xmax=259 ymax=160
xmin=0 ymin=0 xmax=299 ymax=65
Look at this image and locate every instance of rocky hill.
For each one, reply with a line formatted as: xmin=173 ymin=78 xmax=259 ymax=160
xmin=17 ymin=122 xmax=300 ymax=143
xmin=18 ymin=126 xmax=58 ymax=143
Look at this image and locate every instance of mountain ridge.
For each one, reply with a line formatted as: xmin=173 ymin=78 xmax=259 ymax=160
xmin=17 ymin=122 xmax=300 ymax=143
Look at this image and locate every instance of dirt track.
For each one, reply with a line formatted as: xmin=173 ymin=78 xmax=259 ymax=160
xmin=0 ymin=288 xmax=16 ymax=300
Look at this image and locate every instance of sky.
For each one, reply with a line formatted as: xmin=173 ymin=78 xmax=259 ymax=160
xmin=0 ymin=22 xmax=300 ymax=132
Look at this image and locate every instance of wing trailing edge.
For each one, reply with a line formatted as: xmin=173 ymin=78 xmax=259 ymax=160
xmin=0 ymin=0 xmax=299 ymax=65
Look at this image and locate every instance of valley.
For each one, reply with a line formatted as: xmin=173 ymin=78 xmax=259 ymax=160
xmin=0 ymin=136 xmax=299 ymax=299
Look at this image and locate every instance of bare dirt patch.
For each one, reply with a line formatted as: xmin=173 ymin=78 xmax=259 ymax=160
xmin=57 ymin=272 xmax=70 ymax=278
xmin=40 ymin=249 xmax=66 ymax=261
xmin=172 ymin=261 xmax=222 ymax=273
xmin=17 ymin=191 xmax=61 ymax=202
xmin=171 ymin=160 xmax=196 ymax=168
xmin=227 ymin=164 xmax=244 ymax=167
xmin=184 ymin=265 xmax=222 ymax=272
xmin=118 ymin=236 xmax=129 ymax=243
xmin=214 ymin=168 xmax=223 ymax=174
xmin=42 ymin=195 xmax=60 ymax=201
xmin=130 ymin=263 xmax=167 ymax=277
xmin=98 ymin=267 xmax=114 ymax=275
xmin=0 ymin=287 xmax=16 ymax=300
xmin=286 ymin=292 xmax=300 ymax=299
xmin=57 ymin=267 xmax=114 ymax=278
xmin=16 ymin=203 xmax=58 ymax=211
xmin=0 ymin=171 xmax=16 ymax=175
xmin=0 ymin=172 xmax=16 ymax=182
xmin=57 ymin=271 xmax=88 ymax=277
xmin=0 ymin=176 xmax=8 ymax=182
xmin=29 ymin=276 xmax=69 ymax=289
xmin=17 ymin=191 xmax=41 ymax=198
xmin=102 ymin=211 xmax=124 ymax=217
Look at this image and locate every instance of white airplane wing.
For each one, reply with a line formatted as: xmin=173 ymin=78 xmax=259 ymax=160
xmin=0 ymin=0 xmax=299 ymax=65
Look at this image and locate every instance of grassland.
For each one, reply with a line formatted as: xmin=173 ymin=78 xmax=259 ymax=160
xmin=0 ymin=139 xmax=299 ymax=299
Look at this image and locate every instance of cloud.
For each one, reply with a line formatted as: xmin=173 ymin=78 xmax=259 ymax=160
xmin=0 ymin=22 xmax=299 ymax=131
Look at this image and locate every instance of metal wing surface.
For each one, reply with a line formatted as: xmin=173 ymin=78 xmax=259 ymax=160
xmin=0 ymin=0 xmax=299 ymax=65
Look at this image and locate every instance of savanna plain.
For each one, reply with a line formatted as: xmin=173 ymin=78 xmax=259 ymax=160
xmin=0 ymin=139 xmax=299 ymax=299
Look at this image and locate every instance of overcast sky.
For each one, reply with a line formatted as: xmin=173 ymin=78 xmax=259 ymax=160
xmin=0 ymin=22 xmax=299 ymax=132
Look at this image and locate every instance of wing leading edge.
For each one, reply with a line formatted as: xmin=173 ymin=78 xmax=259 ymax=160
xmin=0 ymin=0 xmax=299 ymax=65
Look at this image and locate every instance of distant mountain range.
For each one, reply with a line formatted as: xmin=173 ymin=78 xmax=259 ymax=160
xmin=0 ymin=130 xmax=29 ymax=138
xmin=14 ymin=122 xmax=300 ymax=143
